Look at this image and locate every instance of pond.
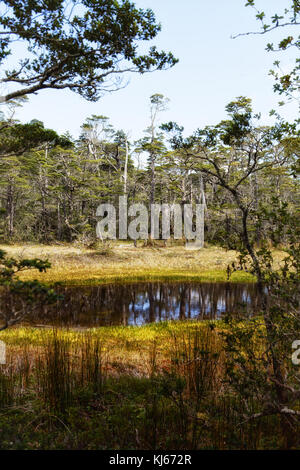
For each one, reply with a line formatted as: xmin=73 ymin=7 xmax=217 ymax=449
xmin=7 ymin=281 xmax=262 ymax=327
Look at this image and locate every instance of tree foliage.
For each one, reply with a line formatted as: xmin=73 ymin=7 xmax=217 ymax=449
xmin=163 ymin=96 xmax=300 ymax=447
xmin=0 ymin=118 xmax=72 ymax=156
xmin=237 ymin=1 xmax=300 ymax=105
xmin=0 ymin=249 xmax=60 ymax=330
xmin=0 ymin=0 xmax=178 ymax=103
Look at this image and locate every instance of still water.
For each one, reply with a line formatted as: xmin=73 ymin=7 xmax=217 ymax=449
xmin=15 ymin=282 xmax=261 ymax=327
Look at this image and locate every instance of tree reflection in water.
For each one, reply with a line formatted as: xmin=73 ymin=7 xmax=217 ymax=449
xmin=1 ymin=282 xmax=261 ymax=327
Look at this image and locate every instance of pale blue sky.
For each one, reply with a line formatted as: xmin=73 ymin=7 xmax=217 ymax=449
xmin=9 ymin=0 xmax=299 ymax=140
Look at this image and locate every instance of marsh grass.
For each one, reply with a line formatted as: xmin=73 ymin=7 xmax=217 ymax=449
xmin=0 ymin=362 xmax=15 ymax=407
xmin=0 ymin=321 xmax=289 ymax=449
xmin=0 ymin=243 xmax=266 ymax=285
xmin=36 ymin=333 xmax=74 ymax=413
xmin=0 ymin=243 xmax=290 ymax=449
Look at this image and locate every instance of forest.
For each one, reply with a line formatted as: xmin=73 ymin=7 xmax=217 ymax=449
xmin=0 ymin=0 xmax=299 ymax=453
xmin=1 ymin=95 xmax=298 ymax=248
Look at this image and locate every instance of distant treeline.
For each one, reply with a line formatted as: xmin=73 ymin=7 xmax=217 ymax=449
xmin=0 ymin=97 xmax=299 ymax=248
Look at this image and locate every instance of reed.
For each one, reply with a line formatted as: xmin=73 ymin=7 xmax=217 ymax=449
xmin=0 ymin=322 xmax=296 ymax=449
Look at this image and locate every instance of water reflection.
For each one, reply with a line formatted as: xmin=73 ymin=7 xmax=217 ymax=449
xmin=13 ymin=282 xmax=261 ymax=327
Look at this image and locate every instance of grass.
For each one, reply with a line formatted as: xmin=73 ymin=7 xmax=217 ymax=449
xmin=0 ymin=320 xmax=293 ymax=450
xmin=0 ymin=322 xmax=221 ymax=373
xmin=0 ymin=241 xmax=285 ymax=285
xmin=0 ymin=242 xmax=292 ymax=449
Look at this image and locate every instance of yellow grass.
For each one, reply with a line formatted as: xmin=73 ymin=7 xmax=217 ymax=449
xmin=0 ymin=242 xmax=255 ymax=284
xmin=0 ymin=321 xmax=223 ymax=375
xmin=1 ymin=318 xmax=266 ymax=378
xmin=0 ymin=242 xmax=286 ymax=285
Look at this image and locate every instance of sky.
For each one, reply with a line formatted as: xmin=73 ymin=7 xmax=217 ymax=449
xmin=3 ymin=0 xmax=299 ymax=141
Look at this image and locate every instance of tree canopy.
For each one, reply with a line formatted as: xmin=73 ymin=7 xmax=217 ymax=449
xmin=0 ymin=0 xmax=178 ymax=104
xmin=237 ymin=0 xmax=300 ymax=105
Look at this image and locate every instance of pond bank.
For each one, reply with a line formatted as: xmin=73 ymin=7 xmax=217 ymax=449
xmin=0 ymin=243 xmax=271 ymax=285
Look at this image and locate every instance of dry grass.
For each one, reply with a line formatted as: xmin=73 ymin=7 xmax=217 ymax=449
xmin=0 ymin=242 xmax=276 ymax=284
xmin=1 ymin=321 xmax=224 ymax=378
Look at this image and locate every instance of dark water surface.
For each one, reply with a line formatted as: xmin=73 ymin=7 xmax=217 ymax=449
xmin=15 ymin=282 xmax=261 ymax=327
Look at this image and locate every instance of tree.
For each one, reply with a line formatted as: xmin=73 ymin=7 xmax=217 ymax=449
xmin=164 ymin=97 xmax=300 ymax=447
xmin=0 ymin=119 xmax=72 ymax=239
xmin=0 ymin=118 xmax=70 ymax=157
xmin=141 ymin=93 xmax=169 ymax=205
xmin=235 ymin=1 xmax=300 ymax=106
xmin=0 ymin=0 xmax=178 ymax=104
xmin=0 ymin=249 xmax=59 ymax=330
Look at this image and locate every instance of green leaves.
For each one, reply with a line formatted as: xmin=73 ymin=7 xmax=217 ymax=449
xmin=278 ymin=36 xmax=294 ymax=49
xmin=256 ymin=12 xmax=265 ymax=21
xmin=0 ymin=120 xmax=71 ymax=157
xmin=0 ymin=0 xmax=178 ymax=103
xmin=0 ymin=252 xmax=51 ymax=281
xmin=271 ymin=14 xmax=284 ymax=24
xmin=0 ymin=250 xmax=60 ymax=329
xmin=242 ymin=0 xmax=300 ymax=105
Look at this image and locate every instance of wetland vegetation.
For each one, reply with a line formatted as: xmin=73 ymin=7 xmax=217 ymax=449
xmin=0 ymin=0 xmax=299 ymax=452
